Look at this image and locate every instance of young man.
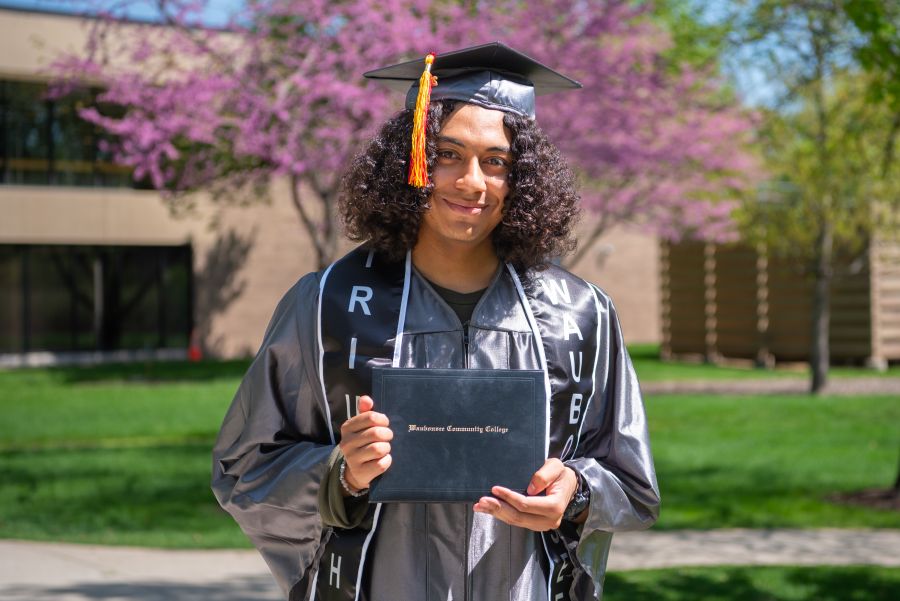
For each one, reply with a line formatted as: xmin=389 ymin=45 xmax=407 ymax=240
xmin=212 ymin=42 xmax=659 ymax=601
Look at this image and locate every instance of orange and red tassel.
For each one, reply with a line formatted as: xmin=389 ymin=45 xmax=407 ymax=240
xmin=408 ymin=53 xmax=437 ymax=188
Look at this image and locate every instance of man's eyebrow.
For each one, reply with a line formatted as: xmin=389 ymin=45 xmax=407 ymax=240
xmin=436 ymin=135 xmax=465 ymax=148
xmin=437 ymin=135 xmax=511 ymax=154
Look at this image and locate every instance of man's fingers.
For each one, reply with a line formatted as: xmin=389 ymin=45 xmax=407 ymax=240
xmin=344 ymin=454 xmax=392 ymax=490
xmin=474 ymin=495 xmax=557 ymax=531
xmin=354 ymin=454 xmax=392 ymax=480
xmin=473 ymin=496 xmax=502 ymax=513
xmin=338 ymin=394 xmax=394 ymax=490
xmin=491 ymin=486 xmax=560 ymax=516
xmin=474 ymin=496 xmax=523 ymax=526
xmin=339 ymin=426 xmax=393 ymax=455
xmin=347 ymin=441 xmax=391 ymax=463
xmin=357 ymin=395 xmax=374 ymax=413
xmin=475 ymin=461 xmax=579 ymax=531
xmin=474 ymin=462 xmax=577 ymax=531
xmin=339 ymin=395 xmax=383 ymax=437
xmin=353 ymin=453 xmax=392 ymax=477
xmin=527 ymin=458 xmax=565 ymax=495
xmin=374 ymin=453 xmax=392 ymax=471
xmin=341 ymin=411 xmax=390 ymax=436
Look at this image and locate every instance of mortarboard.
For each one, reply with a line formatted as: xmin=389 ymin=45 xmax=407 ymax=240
xmin=364 ymin=42 xmax=582 ymax=187
xmin=364 ymin=41 xmax=582 ymax=120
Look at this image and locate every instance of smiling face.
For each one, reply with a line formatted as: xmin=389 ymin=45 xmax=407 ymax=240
xmin=416 ymin=103 xmax=513 ymax=255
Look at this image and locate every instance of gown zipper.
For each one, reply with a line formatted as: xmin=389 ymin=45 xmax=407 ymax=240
xmin=463 ymin=321 xmax=470 ymax=369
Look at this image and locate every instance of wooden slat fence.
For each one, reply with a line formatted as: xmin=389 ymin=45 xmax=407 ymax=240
xmin=661 ymin=240 xmax=898 ymax=365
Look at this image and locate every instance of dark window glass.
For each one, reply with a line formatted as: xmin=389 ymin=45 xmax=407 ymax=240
xmin=52 ymin=89 xmax=96 ymax=187
xmin=162 ymin=248 xmax=191 ymax=348
xmin=66 ymin=247 xmax=99 ymax=350
xmin=118 ymin=247 xmax=163 ymax=350
xmin=0 ymin=247 xmax=23 ymax=353
xmin=0 ymin=80 xmax=144 ymax=188
xmin=2 ymin=81 xmax=52 ymax=184
xmin=28 ymin=246 xmax=83 ymax=351
xmin=0 ymin=244 xmax=192 ymax=354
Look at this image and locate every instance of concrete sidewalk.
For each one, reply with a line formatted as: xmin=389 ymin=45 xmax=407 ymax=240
xmin=0 ymin=541 xmax=280 ymax=600
xmin=2 ymin=529 xmax=899 ymax=600
xmin=641 ymin=376 xmax=900 ymax=396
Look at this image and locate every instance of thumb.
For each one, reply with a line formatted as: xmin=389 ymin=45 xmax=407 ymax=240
xmin=357 ymin=395 xmax=375 ymax=413
xmin=527 ymin=458 xmax=564 ymax=495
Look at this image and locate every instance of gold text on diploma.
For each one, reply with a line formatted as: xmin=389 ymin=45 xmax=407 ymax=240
xmin=407 ymin=425 xmax=510 ymax=435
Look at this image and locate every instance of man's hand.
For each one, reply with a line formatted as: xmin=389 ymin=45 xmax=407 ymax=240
xmin=339 ymin=395 xmax=393 ymax=495
xmin=472 ymin=458 xmax=581 ymax=531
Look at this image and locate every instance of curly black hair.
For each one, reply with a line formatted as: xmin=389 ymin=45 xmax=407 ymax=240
xmin=339 ymin=100 xmax=580 ymax=271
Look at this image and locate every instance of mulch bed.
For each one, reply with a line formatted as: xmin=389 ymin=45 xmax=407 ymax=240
xmin=828 ymin=488 xmax=900 ymax=512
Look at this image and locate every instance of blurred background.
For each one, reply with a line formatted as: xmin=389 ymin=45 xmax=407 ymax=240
xmin=0 ymin=0 xmax=898 ymax=599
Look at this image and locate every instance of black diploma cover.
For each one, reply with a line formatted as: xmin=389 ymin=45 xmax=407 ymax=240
xmin=368 ymin=368 xmax=547 ymax=503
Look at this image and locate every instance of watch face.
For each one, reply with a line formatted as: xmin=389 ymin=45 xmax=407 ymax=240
xmin=564 ymin=490 xmax=589 ymax=520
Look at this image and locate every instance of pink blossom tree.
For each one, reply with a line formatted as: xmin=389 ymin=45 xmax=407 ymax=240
xmin=53 ymin=0 xmax=758 ymax=269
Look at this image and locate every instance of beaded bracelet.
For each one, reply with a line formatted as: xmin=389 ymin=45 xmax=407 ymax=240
xmin=339 ymin=458 xmax=369 ymax=497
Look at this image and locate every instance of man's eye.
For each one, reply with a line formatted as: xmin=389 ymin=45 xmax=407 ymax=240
xmin=437 ymin=150 xmax=456 ymax=159
xmin=486 ymin=157 xmax=510 ymax=168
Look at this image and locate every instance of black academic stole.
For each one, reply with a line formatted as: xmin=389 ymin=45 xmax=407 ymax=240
xmin=518 ymin=265 xmax=603 ymax=600
xmin=305 ymin=247 xmax=405 ymax=601
xmin=305 ymin=247 xmax=601 ymax=601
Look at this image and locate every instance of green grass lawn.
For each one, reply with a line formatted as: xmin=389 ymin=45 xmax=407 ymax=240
xmin=647 ymin=394 xmax=900 ymax=530
xmin=604 ymin=566 xmax=900 ymax=600
xmin=628 ymin=343 xmax=900 ymax=381
xmin=0 ymin=361 xmax=250 ymax=548
xmin=0 ymin=360 xmax=248 ymax=450
xmin=0 ymin=359 xmax=898 ymax=547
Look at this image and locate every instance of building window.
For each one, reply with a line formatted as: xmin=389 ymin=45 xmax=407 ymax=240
xmin=0 ymin=80 xmax=150 ymax=188
xmin=0 ymin=244 xmax=192 ymax=354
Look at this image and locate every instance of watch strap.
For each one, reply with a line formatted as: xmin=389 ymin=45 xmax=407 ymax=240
xmin=563 ymin=469 xmax=590 ymax=521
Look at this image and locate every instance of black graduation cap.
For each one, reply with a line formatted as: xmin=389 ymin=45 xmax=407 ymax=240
xmin=364 ymin=41 xmax=582 ymax=120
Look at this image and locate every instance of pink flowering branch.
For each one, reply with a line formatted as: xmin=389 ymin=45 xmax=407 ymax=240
xmin=52 ymin=0 xmax=760 ymax=269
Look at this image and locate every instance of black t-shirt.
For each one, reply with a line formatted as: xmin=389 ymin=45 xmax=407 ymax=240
xmin=426 ymin=279 xmax=486 ymax=326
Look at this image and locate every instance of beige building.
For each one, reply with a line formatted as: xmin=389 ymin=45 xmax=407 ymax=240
xmin=0 ymin=6 xmax=660 ymax=366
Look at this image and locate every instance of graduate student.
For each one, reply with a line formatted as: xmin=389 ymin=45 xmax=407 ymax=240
xmin=212 ymin=42 xmax=659 ymax=601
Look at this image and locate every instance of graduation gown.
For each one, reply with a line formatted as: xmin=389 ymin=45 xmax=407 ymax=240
xmin=211 ymin=247 xmax=659 ymax=601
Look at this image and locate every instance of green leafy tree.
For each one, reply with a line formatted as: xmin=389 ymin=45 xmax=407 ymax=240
xmin=729 ymin=0 xmax=900 ymax=394
xmin=651 ymin=0 xmax=734 ymax=70
xmin=843 ymin=0 xmax=900 ymax=173
xmin=841 ymin=0 xmax=900 ymax=498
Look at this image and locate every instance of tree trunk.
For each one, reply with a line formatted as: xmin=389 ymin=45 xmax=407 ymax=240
xmin=893 ymin=446 xmax=900 ymax=493
xmin=289 ymin=174 xmax=335 ymax=270
xmin=322 ymin=188 xmax=339 ymax=269
xmin=562 ymin=217 xmax=609 ymax=270
xmin=810 ymin=219 xmax=833 ymax=394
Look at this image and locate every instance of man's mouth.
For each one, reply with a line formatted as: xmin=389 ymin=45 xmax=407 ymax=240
xmin=444 ymin=198 xmax=485 ymax=215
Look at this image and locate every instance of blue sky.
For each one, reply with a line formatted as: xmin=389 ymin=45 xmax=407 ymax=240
xmin=0 ymin=0 xmax=245 ymax=27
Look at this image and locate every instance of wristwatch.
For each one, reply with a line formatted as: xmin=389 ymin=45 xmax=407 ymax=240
xmin=563 ymin=470 xmax=590 ymax=521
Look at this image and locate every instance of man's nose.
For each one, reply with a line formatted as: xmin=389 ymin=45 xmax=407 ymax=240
xmin=457 ymin=157 xmax=487 ymax=195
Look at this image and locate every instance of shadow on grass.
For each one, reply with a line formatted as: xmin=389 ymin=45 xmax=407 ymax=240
xmin=604 ymin=566 xmax=900 ymax=600
xmin=51 ymin=359 xmax=253 ymax=384
xmin=1 ymin=575 xmax=280 ymax=601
